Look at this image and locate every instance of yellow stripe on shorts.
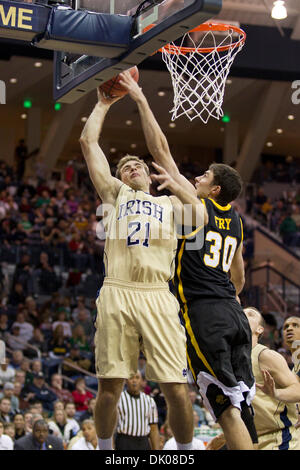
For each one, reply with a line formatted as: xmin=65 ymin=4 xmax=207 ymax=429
xmin=176 ymin=239 xmax=216 ymax=379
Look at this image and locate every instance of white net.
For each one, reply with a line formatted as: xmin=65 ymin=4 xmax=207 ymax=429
xmin=161 ymin=26 xmax=245 ymax=123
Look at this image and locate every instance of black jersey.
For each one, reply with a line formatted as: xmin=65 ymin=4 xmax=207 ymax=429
xmin=174 ymin=198 xmax=243 ymax=302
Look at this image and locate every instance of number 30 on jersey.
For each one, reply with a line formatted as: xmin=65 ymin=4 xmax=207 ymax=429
xmin=203 ymin=230 xmax=237 ymax=272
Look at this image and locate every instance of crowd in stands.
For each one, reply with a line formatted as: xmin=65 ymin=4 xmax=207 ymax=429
xmin=0 ymin=147 xmax=299 ymax=450
xmin=247 ymin=157 xmax=300 ymax=250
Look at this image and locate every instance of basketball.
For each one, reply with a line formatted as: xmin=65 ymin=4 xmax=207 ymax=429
xmin=99 ymin=66 xmax=139 ymax=98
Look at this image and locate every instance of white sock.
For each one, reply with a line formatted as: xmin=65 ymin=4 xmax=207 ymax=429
xmin=98 ymin=438 xmax=113 ymax=450
xmin=176 ymin=441 xmax=193 ymax=450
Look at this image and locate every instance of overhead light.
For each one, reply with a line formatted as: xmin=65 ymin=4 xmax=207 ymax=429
xmin=21 ymin=114 xmax=27 ymax=119
xmin=158 ymin=90 xmax=166 ymax=97
xmin=271 ymin=1 xmax=287 ymax=20
xmin=130 ymin=143 xmax=137 ymax=149
xmin=125 ymin=120 xmax=132 ymax=125
xmin=10 ymin=78 xmax=17 ymax=84
xmin=81 ymin=117 xmax=87 ymax=122
xmin=34 ymin=61 xmax=43 ymax=68
xmin=220 ymin=127 xmax=225 ymax=132
xmin=169 ymin=122 xmax=176 ymax=128
xmin=226 ymin=79 xmax=232 ymax=85
xmin=276 ymin=128 xmax=283 ymax=134
xmin=266 ymin=142 xmax=273 ymax=147
xmin=110 ymin=147 xmax=117 ymax=153
xmin=287 ymin=114 xmax=295 ymax=120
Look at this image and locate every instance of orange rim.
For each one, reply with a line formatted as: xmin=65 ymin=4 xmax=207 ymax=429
xmin=144 ymin=23 xmax=246 ymax=55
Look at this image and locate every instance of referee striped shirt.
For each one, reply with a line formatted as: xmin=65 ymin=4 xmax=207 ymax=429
xmin=117 ymin=390 xmax=158 ymax=436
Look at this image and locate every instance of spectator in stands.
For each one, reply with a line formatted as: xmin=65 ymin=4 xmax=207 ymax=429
xmin=14 ymin=418 xmax=64 ymax=450
xmin=0 ymin=382 xmax=20 ymax=414
xmin=70 ymin=324 xmax=90 ymax=352
xmin=0 ymin=314 xmax=10 ymax=339
xmin=71 ymin=378 xmax=94 ymax=419
xmin=13 ymin=413 xmax=26 ymax=440
xmin=34 ymin=251 xmax=60 ymax=295
xmin=188 ymin=388 xmax=207 ymax=426
xmin=0 ymin=397 xmax=13 ymax=423
xmin=11 ymin=311 xmax=34 ymax=344
xmin=64 ymin=402 xmax=80 ymax=435
xmin=73 ymin=309 xmax=94 ymax=343
xmin=0 ymin=421 xmax=14 ymax=450
xmin=24 ymin=411 xmax=33 ymax=434
xmin=79 ymin=397 xmax=96 ymax=423
xmin=71 ymin=297 xmax=89 ymax=322
xmin=47 ymin=408 xmax=78 ymax=447
xmin=66 ymin=193 xmax=79 ymax=214
xmin=12 ymin=253 xmax=33 ymax=296
xmin=48 ymin=324 xmax=70 ymax=359
xmin=8 ymin=282 xmax=26 ymax=307
xmin=65 ymin=161 xmax=75 ymax=185
xmin=62 ymin=345 xmax=91 ymax=378
xmin=14 ymin=370 xmax=26 ymax=387
xmin=52 ymin=311 xmax=72 ymax=338
xmin=20 ymin=372 xmax=57 ymax=414
xmin=10 ymin=350 xmax=24 ymax=370
xmin=0 ymin=358 xmax=15 ymax=385
xmin=280 ymin=211 xmax=300 ymax=247
xmin=49 ymin=374 xmax=73 ymax=405
xmin=25 ymin=328 xmax=49 ymax=359
xmin=70 ymin=419 xmax=99 ymax=450
xmin=4 ymin=421 xmax=16 ymax=441
xmin=13 ymin=381 xmax=25 ymax=411
xmin=6 ymin=325 xmax=27 ymax=351
xmin=24 ymin=297 xmax=40 ymax=329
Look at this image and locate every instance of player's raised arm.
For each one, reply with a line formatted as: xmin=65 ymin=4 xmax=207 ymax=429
xmin=258 ymin=350 xmax=300 ymax=403
xmin=79 ymin=90 xmax=122 ymax=204
xmin=119 ymin=71 xmax=196 ymax=195
xmin=151 ymin=162 xmax=208 ymax=229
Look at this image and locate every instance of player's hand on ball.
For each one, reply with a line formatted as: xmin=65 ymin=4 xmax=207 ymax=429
xmin=119 ymin=71 xmax=143 ymax=101
xmin=97 ymin=87 xmax=124 ymax=105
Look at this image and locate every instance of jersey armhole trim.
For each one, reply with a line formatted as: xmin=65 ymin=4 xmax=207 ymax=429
xmin=176 ymin=224 xmax=205 ymax=239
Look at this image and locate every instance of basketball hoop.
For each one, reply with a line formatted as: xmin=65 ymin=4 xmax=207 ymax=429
xmin=153 ymin=23 xmax=246 ymax=123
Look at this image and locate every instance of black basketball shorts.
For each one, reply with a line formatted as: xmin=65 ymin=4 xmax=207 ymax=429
xmin=180 ymin=297 xmax=255 ymax=421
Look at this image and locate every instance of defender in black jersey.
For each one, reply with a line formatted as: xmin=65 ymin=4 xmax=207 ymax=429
xmin=120 ymin=72 xmax=257 ymax=450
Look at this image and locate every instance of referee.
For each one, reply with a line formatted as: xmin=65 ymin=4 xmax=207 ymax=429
xmin=115 ymin=371 xmax=160 ymax=450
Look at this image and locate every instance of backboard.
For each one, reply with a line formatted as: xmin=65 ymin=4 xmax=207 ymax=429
xmin=54 ymin=0 xmax=222 ymax=103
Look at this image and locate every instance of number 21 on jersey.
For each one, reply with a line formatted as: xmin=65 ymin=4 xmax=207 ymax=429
xmin=203 ymin=230 xmax=237 ymax=272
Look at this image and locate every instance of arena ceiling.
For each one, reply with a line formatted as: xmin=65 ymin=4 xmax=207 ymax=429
xmin=0 ymin=0 xmax=300 ymax=175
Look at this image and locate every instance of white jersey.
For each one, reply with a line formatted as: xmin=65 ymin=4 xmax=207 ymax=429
xmin=103 ymin=184 xmax=177 ymax=283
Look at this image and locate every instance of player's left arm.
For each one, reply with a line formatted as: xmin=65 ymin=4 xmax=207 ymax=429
xmin=229 ymin=242 xmax=245 ymax=296
xmin=258 ymin=349 xmax=300 ymax=403
xmin=149 ymin=423 xmax=160 ymax=450
xmin=119 ymin=71 xmax=196 ymax=195
xmin=151 ymin=162 xmax=208 ymax=228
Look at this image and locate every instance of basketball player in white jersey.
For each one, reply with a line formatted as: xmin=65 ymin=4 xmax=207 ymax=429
xmin=206 ymin=307 xmax=300 ymax=450
xmin=282 ymin=316 xmax=300 ymax=429
xmin=245 ymin=307 xmax=300 ymax=450
xmin=79 ymin=89 xmax=207 ymax=451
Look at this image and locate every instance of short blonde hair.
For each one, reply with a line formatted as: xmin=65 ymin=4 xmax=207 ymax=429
xmin=115 ymin=155 xmax=150 ymax=180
